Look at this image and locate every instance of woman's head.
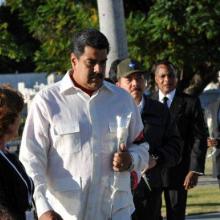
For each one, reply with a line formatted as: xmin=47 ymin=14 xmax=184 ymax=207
xmin=0 ymin=84 xmax=24 ymax=142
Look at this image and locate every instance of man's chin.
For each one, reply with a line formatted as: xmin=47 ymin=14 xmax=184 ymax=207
xmin=163 ymin=86 xmax=174 ymax=94
xmin=89 ymin=81 xmax=103 ymax=91
xmin=131 ymin=91 xmax=142 ymax=99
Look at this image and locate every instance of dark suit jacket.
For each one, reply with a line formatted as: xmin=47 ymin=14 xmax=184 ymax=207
xmin=140 ymin=95 xmax=182 ymax=188
xmin=0 ymin=152 xmax=34 ymax=219
xmin=152 ymin=90 xmax=207 ymax=188
xmin=205 ymin=99 xmax=220 ymax=183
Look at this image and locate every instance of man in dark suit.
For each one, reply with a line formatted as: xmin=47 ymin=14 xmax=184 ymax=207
xmin=151 ymin=60 xmax=207 ymax=220
xmin=206 ymin=98 xmax=220 ymax=187
xmin=114 ymin=58 xmax=182 ymax=220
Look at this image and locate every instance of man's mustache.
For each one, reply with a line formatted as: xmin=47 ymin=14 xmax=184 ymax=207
xmin=131 ymin=88 xmax=142 ymax=92
xmin=89 ymin=73 xmax=104 ymax=80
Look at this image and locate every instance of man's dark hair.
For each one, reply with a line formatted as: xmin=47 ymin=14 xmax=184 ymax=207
xmin=73 ymin=28 xmax=110 ymax=58
xmin=151 ymin=60 xmax=177 ymax=77
xmin=109 ymin=59 xmax=122 ymax=83
xmin=0 ymin=84 xmax=24 ymax=138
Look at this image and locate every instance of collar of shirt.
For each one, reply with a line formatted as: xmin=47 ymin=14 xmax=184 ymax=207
xmin=137 ymin=96 xmax=145 ymax=113
xmin=159 ymin=89 xmax=176 ymax=108
xmin=59 ymin=70 xmax=115 ymax=95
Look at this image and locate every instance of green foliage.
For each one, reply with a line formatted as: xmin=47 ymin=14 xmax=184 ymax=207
xmin=1 ymin=0 xmax=220 ymax=93
xmin=162 ymin=185 xmax=220 ymax=216
xmin=126 ymin=12 xmax=149 ymax=68
xmin=0 ymin=22 xmax=25 ymax=61
xmin=6 ymin=0 xmax=98 ymax=73
xmin=126 ymin=0 xmax=220 ymax=93
xmin=0 ymin=5 xmax=39 ymax=72
xmin=162 ymin=157 xmax=219 ymax=216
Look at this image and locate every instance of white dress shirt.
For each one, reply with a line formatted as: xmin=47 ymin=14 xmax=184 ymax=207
xmin=19 ymin=71 xmax=149 ymax=220
xmin=158 ymin=89 xmax=176 ymax=108
xmin=137 ymin=96 xmax=145 ymax=113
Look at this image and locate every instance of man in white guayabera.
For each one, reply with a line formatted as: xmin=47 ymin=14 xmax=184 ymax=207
xmin=19 ymin=28 xmax=149 ymax=220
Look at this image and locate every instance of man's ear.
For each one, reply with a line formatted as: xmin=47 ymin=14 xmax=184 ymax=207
xmin=154 ymin=75 xmax=158 ymax=85
xmin=116 ymin=81 xmax=120 ymax=87
xmin=70 ymin=53 xmax=78 ymax=67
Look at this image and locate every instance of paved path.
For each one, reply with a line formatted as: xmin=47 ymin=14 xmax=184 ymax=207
xmin=163 ymin=213 xmax=220 ymax=220
xmin=185 ymin=212 xmax=220 ymax=219
xmin=163 ymin=176 xmax=220 ymax=220
xmin=188 ymin=177 xmax=219 ymax=220
xmin=198 ymin=175 xmax=219 ymax=186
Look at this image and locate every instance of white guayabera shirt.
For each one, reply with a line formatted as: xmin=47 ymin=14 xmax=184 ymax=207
xmin=19 ymin=71 xmax=149 ymax=220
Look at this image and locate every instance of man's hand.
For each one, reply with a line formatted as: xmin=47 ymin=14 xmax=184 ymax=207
xmin=183 ymin=171 xmax=199 ymax=190
xmin=112 ymin=143 xmax=132 ymax=172
xmin=141 ymin=155 xmax=157 ymax=174
xmin=207 ymin=137 xmax=218 ymax=148
xmin=39 ymin=210 xmax=63 ymax=220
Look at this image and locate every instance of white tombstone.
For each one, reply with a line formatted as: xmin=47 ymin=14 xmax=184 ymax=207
xmin=47 ymin=73 xmax=56 ymax=85
xmin=18 ymin=82 xmax=25 ymax=93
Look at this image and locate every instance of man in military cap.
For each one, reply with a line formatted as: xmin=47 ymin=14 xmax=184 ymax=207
xmin=114 ymin=58 xmax=182 ymax=220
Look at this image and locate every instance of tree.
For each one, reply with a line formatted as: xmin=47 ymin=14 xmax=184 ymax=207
xmin=7 ymin=0 xmax=98 ymax=73
xmin=0 ymin=5 xmax=38 ymax=72
xmin=1 ymin=0 xmax=220 ymax=95
xmin=97 ymin=0 xmax=128 ymax=74
xmin=126 ymin=0 xmax=220 ymax=95
xmin=123 ymin=0 xmax=153 ymax=17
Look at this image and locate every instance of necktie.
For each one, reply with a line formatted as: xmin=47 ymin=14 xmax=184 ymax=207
xmin=163 ymin=96 xmax=169 ymax=108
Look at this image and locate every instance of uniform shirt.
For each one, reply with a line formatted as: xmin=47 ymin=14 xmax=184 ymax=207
xmin=137 ymin=96 xmax=144 ymax=113
xmin=19 ymin=71 xmax=149 ymax=220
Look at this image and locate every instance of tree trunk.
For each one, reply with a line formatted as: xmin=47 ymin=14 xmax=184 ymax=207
xmin=97 ymin=0 xmax=128 ymax=76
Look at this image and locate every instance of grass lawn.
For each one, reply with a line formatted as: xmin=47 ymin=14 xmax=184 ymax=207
xmin=162 ymin=152 xmax=220 ymax=217
xmin=186 ymin=185 xmax=220 ymax=215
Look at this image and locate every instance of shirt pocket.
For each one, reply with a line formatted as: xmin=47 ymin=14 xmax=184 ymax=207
xmin=101 ymin=122 xmax=118 ymax=153
xmin=53 ymin=123 xmax=81 ymax=155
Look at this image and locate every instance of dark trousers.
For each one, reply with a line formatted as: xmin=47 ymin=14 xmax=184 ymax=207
xmin=132 ymin=179 xmax=163 ymax=220
xmin=164 ymin=187 xmax=187 ymax=220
